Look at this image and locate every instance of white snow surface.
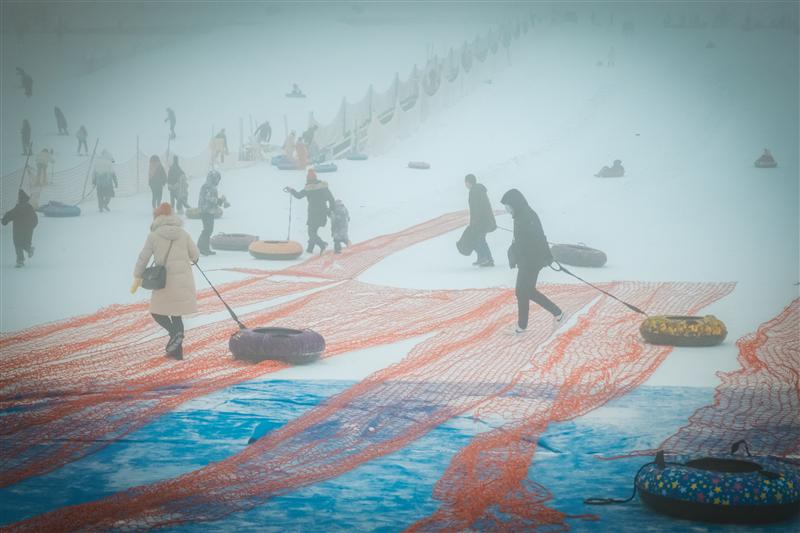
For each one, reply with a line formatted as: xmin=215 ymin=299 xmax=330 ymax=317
xmin=1 ymin=7 xmax=798 ymax=390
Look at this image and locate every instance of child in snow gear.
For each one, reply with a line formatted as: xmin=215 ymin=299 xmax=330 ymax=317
xmin=167 ymin=156 xmax=184 ymax=209
xmin=148 ymin=155 xmax=167 ymax=209
xmin=501 ymin=188 xmax=563 ymax=333
xmin=2 ymin=190 xmax=38 ymax=268
xmin=197 ymin=170 xmax=224 ymax=255
xmin=595 ymin=159 xmax=625 ymax=177
xmin=255 ymin=120 xmax=272 ymax=143
xmin=285 ymin=168 xmax=335 ymax=254
xmin=165 ymin=107 xmax=176 ymax=139
xmin=35 ymin=148 xmax=54 ymax=186
xmin=54 ymin=107 xmax=69 ymax=135
xmin=21 ymin=120 xmax=32 ymax=156
xmin=465 ymin=173 xmax=497 ymax=266
xmin=93 ymin=150 xmax=117 ymax=211
xmin=132 ymin=202 xmax=199 ymax=360
xmin=330 ymin=199 xmax=350 ymax=254
xmin=76 ymin=125 xmax=89 ymax=155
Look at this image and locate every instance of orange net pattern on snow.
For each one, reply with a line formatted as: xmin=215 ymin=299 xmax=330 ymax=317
xmin=6 ymin=282 xmax=735 ymax=531
xmin=657 ymin=298 xmax=800 ymax=457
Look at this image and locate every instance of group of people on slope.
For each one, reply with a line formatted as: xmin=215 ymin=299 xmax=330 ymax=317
xmin=148 ymin=155 xmax=191 ymax=214
xmin=20 ymin=117 xmax=88 ymax=158
xmin=282 ymin=124 xmax=320 ymax=167
xmin=284 ymin=168 xmax=350 ymax=254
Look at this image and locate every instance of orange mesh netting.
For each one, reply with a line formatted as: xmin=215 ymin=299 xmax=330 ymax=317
xmin=5 ymin=282 xmax=735 ymax=531
xmin=655 ymin=298 xmax=800 ymax=457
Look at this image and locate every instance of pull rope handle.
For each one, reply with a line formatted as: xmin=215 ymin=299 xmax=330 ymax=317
xmin=550 ymin=261 xmax=648 ymax=316
xmin=193 ymin=261 xmax=247 ymax=330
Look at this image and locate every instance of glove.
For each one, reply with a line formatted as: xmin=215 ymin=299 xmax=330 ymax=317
xmin=130 ymin=278 xmax=142 ymax=294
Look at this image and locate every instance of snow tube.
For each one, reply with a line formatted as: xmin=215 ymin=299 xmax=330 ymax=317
xmin=640 ymin=315 xmax=727 ymax=347
xmin=186 ymin=207 xmax=222 ymax=219
xmin=637 ymin=453 xmax=800 ymax=524
xmin=38 ymin=201 xmax=80 ymax=218
xmin=229 ymin=327 xmax=325 ymax=364
xmin=550 ymin=243 xmax=607 ymax=268
xmin=314 ymin=163 xmax=338 ymax=173
xmin=595 ymin=168 xmax=625 ymax=178
xmin=210 ymin=233 xmax=258 ymax=251
xmin=408 ymin=161 xmax=430 ymax=170
xmin=248 ymin=240 xmax=303 ymax=260
xmin=456 ymin=226 xmax=476 ymax=256
xmin=277 ymin=161 xmax=302 ymax=170
xmin=755 ymin=159 xmax=777 ymax=168
xmin=271 ymin=154 xmax=292 ymax=166
xmin=346 ymin=152 xmax=368 ymax=161
xmin=285 ymin=92 xmax=306 ymax=98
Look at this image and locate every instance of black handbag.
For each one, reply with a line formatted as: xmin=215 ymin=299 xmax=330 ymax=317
xmin=141 ymin=240 xmax=174 ymax=290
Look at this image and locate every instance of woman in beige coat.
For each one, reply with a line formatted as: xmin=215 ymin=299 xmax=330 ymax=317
xmin=132 ymin=203 xmax=199 ymax=359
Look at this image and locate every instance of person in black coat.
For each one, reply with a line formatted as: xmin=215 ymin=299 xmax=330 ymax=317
xmin=55 ymin=106 xmax=69 ymax=135
xmin=165 ymin=107 xmax=176 ymax=139
xmin=465 ymin=173 xmax=497 ymax=266
xmin=285 ymin=168 xmax=335 ymax=254
xmin=2 ymin=189 xmax=38 ymax=267
xmin=255 ymin=120 xmax=272 ymax=143
xmin=500 ymin=188 xmax=563 ymax=332
xmin=21 ymin=119 xmax=32 ymax=155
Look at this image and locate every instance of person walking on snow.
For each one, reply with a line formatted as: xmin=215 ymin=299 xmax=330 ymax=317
xmin=211 ymin=129 xmax=229 ymax=163
xmin=131 ymin=202 xmax=199 ymax=360
xmin=148 ymin=155 xmax=167 ymax=209
xmin=330 ymin=199 xmax=350 ymax=254
xmin=165 ymin=107 xmax=176 ymax=139
xmin=255 ymin=120 xmax=272 ymax=143
xmin=176 ymin=172 xmax=191 ymax=214
xmin=93 ymin=150 xmax=117 ymax=212
xmin=16 ymin=67 xmax=32 ymax=97
xmin=285 ymin=168 xmax=335 ymax=254
xmin=35 ymin=148 xmax=54 ymax=186
xmin=500 ymin=188 xmax=564 ymax=333
xmin=197 ymin=170 xmax=224 ymax=255
xmin=2 ymin=190 xmax=38 ymax=268
xmin=167 ymin=155 xmax=185 ymax=209
xmin=76 ymin=125 xmax=89 ymax=155
xmin=465 ymin=173 xmax=497 ymax=266
xmin=54 ymin=106 xmax=69 ymax=135
xmin=21 ymin=119 xmax=32 ymax=156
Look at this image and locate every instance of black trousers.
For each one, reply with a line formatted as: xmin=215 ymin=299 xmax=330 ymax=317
xmin=307 ymin=223 xmax=327 ymax=252
xmin=77 ymin=139 xmax=88 ymax=154
xmin=14 ymin=243 xmax=32 ymax=264
xmin=152 ymin=314 xmax=184 ymax=336
xmin=169 ymin=188 xmax=178 ymax=208
xmin=151 ymin=186 xmax=163 ymax=209
xmin=515 ymin=266 xmax=561 ymax=329
xmin=198 ymin=213 xmax=215 ymax=252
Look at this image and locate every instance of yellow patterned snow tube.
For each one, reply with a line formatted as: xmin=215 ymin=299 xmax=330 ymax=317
xmin=640 ymin=315 xmax=727 ymax=347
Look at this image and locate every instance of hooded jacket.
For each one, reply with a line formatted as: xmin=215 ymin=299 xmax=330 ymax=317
xmin=2 ymin=190 xmax=38 ymax=247
xmin=290 ymin=179 xmax=334 ymax=227
xmin=134 ymin=214 xmax=199 ymax=316
xmin=198 ymin=172 xmax=221 ymax=213
xmin=468 ymin=182 xmax=497 ymax=233
xmin=500 ymin=188 xmax=552 ymax=270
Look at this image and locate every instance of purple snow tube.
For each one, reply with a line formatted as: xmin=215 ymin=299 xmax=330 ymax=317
xmin=229 ymin=327 xmax=325 ymax=364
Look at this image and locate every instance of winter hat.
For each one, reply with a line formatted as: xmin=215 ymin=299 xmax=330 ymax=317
xmin=18 ymin=189 xmax=30 ymax=203
xmin=306 ymin=168 xmax=318 ymax=182
xmin=153 ymin=202 xmax=172 ymax=218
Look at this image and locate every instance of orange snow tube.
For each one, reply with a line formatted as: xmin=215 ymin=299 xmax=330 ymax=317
xmin=248 ymin=240 xmax=303 ymax=260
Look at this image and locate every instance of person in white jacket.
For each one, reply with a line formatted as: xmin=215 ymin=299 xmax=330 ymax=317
xmin=132 ymin=202 xmax=199 ymax=359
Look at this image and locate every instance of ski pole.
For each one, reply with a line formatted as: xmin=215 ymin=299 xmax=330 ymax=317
xmin=193 ymin=261 xmax=247 ymax=329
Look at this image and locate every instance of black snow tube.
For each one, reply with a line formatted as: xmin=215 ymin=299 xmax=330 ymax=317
xmin=456 ymin=226 xmax=476 ymax=256
xmin=754 ymin=159 xmax=777 ymax=168
xmin=210 ymin=233 xmax=259 ymax=251
xmin=186 ymin=207 xmax=223 ymax=219
xmin=38 ymin=201 xmax=81 ymax=218
xmin=550 ymin=243 xmax=607 ymax=267
xmin=346 ymin=152 xmax=368 ymax=161
xmin=314 ymin=163 xmax=338 ymax=173
xmin=229 ymin=327 xmax=325 ymax=364
xmin=637 ymin=454 xmax=800 ymax=524
xmin=408 ymin=161 xmax=430 ymax=170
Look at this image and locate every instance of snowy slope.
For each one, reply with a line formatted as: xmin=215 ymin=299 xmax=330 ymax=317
xmin=1 ymin=8 xmax=798 ymax=394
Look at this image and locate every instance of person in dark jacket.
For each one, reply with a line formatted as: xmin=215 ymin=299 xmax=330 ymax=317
xmin=285 ymin=168 xmax=335 ymax=254
xmin=2 ymin=189 xmax=38 ymax=267
xmin=54 ymin=106 xmax=69 ymax=135
xmin=17 ymin=67 xmax=32 ymax=97
xmin=21 ymin=119 xmax=32 ymax=156
xmin=76 ymin=125 xmax=89 ymax=155
xmin=148 ymin=155 xmax=167 ymax=209
xmin=197 ymin=170 xmax=224 ymax=255
xmin=165 ymin=107 xmax=176 ymax=139
xmin=465 ymin=173 xmax=497 ymax=266
xmin=500 ymin=188 xmax=563 ymax=333
xmin=167 ymin=155 xmax=184 ymax=209
xmin=255 ymin=120 xmax=272 ymax=143
xmin=93 ymin=150 xmax=117 ymax=212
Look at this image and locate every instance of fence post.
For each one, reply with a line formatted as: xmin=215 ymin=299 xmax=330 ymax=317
xmin=136 ymin=135 xmax=140 ymax=194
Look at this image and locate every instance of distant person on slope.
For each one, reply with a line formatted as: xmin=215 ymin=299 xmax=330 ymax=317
xmin=283 ymin=130 xmax=297 ymax=158
xmin=148 ymin=155 xmax=167 ymax=209
xmin=132 ymin=202 xmax=199 ymax=360
xmin=167 ymin=155 xmax=185 ymax=209
xmin=330 ymin=199 xmax=351 ymax=254
xmin=197 ymin=170 xmax=224 ymax=255
xmin=93 ymin=150 xmax=118 ymax=212
xmin=285 ymin=168 xmax=335 ymax=255
xmin=295 ymin=137 xmax=308 ymax=167
xmin=2 ymin=189 xmax=38 ymax=268
xmin=16 ymin=67 xmax=32 ymax=97
xmin=176 ymin=171 xmax=191 ymax=215
xmin=500 ymin=188 xmax=564 ymax=333
xmin=465 ymin=173 xmax=497 ymax=267
xmin=21 ymin=119 xmax=33 ymax=156
xmin=35 ymin=148 xmax=54 ymax=186
xmin=76 ymin=125 xmax=89 ymax=155
xmin=165 ymin=107 xmax=176 ymax=139
xmin=595 ymin=159 xmax=624 ymax=177
xmin=254 ymin=120 xmax=272 ymax=143
xmin=756 ymin=148 xmax=776 ymax=166
xmin=211 ymin=129 xmax=229 ymax=164
xmin=54 ymin=106 xmax=69 ymax=135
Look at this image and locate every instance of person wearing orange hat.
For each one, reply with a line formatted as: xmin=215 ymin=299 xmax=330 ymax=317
xmin=132 ymin=202 xmax=199 ymax=359
xmin=284 ymin=168 xmax=335 ymax=254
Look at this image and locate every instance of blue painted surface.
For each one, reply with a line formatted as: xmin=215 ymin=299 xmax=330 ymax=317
xmin=1 ymin=382 xmax=798 ymax=532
